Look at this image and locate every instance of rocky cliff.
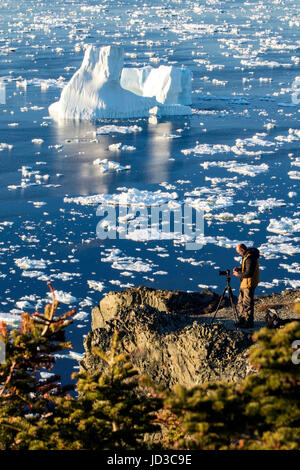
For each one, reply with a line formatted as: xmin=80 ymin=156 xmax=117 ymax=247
xmin=81 ymin=286 xmax=253 ymax=388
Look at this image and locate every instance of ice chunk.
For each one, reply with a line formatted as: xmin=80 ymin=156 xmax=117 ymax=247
xmin=64 ymin=188 xmax=178 ymax=207
xmin=249 ymin=198 xmax=286 ymax=212
xmin=87 ymin=280 xmax=105 ymax=291
xmin=267 ymin=217 xmax=300 ymax=235
xmin=0 ymin=313 xmax=21 ymax=326
xmin=46 ymin=290 xmax=77 ymax=304
xmin=93 ymin=158 xmax=131 ymax=173
xmin=15 ymin=257 xmax=51 ymax=270
xmin=0 ymin=143 xmax=13 ymax=151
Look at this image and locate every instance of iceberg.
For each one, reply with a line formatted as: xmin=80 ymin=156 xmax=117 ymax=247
xmin=121 ymin=65 xmax=192 ymax=105
xmin=49 ymin=45 xmax=192 ymax=120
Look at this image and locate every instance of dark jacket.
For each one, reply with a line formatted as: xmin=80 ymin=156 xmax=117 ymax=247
xmin=238 ymin=247 xmax=260 ymax=288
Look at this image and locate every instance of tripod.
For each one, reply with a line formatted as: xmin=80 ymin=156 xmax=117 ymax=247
xmin=210 ymin=275 xmax=239 ymax=326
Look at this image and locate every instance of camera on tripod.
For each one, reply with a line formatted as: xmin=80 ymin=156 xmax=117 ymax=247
xmin=211 ymin=268 xmax=239 ymax=326
xmin=219 ymin=269 xmax=231 ymax=277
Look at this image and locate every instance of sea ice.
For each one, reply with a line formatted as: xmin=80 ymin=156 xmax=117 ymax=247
xmin=87 ymin=280 xmax=105 ymax=291
xmin=64 ymin=188 xmax=178 ymax=207
xmin=267 ymin=217 xmax=300 ymax=235
xmin=226 ymin=163 xmax=269 ymax=177
xmin=182 ymin=144 xmax=231 ymax=156
xmin=108 ymin=143 xmax=136 ymax=152
xmin=249 ymin=198 xmax=286 ymax=212
xmin=100 ymin=248 xmax=154 ymax=272
xmin=93 ymin=158 xmax=131 ymax=173
xmin=14 ymin=257 xmax=51 ymax=270
xmin=47 ymin=290 xmax=77 ymax=304
xmin=288 ymin=171 xmax=300 ymax=180
xmin=92 ymin=125 xmax=142 ymax=135
xmin=0 ymin=143 xmax=13 ymax=151
xmin=0 ymin=312 xmax=22 ymax=326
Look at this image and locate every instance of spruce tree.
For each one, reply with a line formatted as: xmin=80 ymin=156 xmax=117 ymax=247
xmin=0 ymin=282 xmax=75 ymax=450
xmin=27 ymin=332 xmax=162 ymax=450
xmin=165 ymin=320 xmax=300 ymax=450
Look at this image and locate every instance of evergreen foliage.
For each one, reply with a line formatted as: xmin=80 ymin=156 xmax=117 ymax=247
xmin=0 ymin=284 xmax=299 ymax=450
xmin=166 ymin=321 xmax=300 ymax=450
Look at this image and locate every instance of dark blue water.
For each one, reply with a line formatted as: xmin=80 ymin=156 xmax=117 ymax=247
xmin=0 ymin=0 xmax=299 ymax=384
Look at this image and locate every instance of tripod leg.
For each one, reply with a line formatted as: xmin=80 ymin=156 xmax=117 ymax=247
xmin=228 ymin=286 xmax=239 ymax=325
xmin=210 ymin=286 xmax=227 ymax=325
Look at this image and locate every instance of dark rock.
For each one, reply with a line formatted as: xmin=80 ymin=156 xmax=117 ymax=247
xmin=91 ymin=285 xmax=219 ymax=330
xmin=82 ymin=286 xmax=252 ymax=389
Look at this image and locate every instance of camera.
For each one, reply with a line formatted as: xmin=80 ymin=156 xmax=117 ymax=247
xmin=219 ymin=269 xmax=231 ymax=276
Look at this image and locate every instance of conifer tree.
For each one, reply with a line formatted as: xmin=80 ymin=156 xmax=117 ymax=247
xmin=165 ymin=321 xmax=300 ymax=450
xmin=241 ymin=321 xmax=300 ymax=449
xmin=27 ymin=332 xmax=162 ymax=450
xmin=0 ymin=282 xmax=75 ymax=450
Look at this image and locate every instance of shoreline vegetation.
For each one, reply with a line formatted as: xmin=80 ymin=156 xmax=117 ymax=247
xmin=0 ymin=282 xmax=299 ymax=450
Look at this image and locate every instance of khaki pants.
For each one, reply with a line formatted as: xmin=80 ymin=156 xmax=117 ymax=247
xmin=238 ymin=287 xmax=255 ymax=323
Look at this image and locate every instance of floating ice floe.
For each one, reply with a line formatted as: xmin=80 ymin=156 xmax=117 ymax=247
xmin=199 ymin=160 xmax=269 ymax=176
xmin=101 ymin=248 xmax=154 ymax=272
xmin=0 ymin=312 xmax=22 ymax=326
xmin=182 ymin=134 xmax=277 ymax=158
xmin=275 ymin=128 xmax=300 ymax=143
xmin=87 ymin=280 xmax=105 ymax=291
xmin=291 ymin=157 xmax=300 ymax=167
xmin=182 ymin=144 xmax=231 ymax=156
xmin=64 ymin=188 xmax=178 ymax=207
xmin=92 ymin=125 xmax=142 ymax=135
xmin=21 ymin=270 xmax=45 ymax=279
xmin=249 ymin=198 xmax=286 ymax=212
xmin=126 ymin=227 xmax=180 ymax=243
xmin=108 ymin=143 xmax=136 ymax=152
xmin=267 ymin=217 xmax=300 ymax=235
xmin=27 ymin=77 xmax=66 ymax=90
xmin=226 ymin=163 xmax=269 ymax=177
xmin=288 ymin=171 xmax=300 ymax=180
xmin=55 ymin=351 xmax=84 ymax=361
xmin=8 ymin=166 xmax=60 ymax=191
xmin=0 ymin=143 xmax=13 ymax=151
xmin=206 ymin=211 xmax=260 ymax=225
xmin=49 ymin=45 xmax=192 ymax=120
xmin=47 ymin=290 xmax=77 ymax=304
xmin=259 ymin=238 xmax=300 ymax=259
xmin=185 ymin=195 xmax=234 ymax=213
xmin=93 ymin=158 xmax=131 ymax=173
xmin=15 ymin=257 xmax=51 ymax=270
xmin=73 ymin=311 xmax=89 ymax=321
xmin=15 ymin=300 xmax=34 ymax=311
xmin=194 ymin=235 xmax=253 ymax=249
xmin=280 ymin=262 xmax=300 ymax=274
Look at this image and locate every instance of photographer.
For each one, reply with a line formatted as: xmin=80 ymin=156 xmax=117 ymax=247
xmin=233 ymin=243 xmax=260 ymax=328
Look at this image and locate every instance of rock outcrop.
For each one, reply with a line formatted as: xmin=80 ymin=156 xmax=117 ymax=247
xmin=81 ymin=286 xmax=253 ymax=389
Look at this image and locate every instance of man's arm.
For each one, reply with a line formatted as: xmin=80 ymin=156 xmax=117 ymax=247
xmin=238 ymin=256 xmax=256 ymax=279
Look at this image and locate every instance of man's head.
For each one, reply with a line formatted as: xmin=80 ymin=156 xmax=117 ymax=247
xmin=236 ymin=243 xmax=247 ymax=256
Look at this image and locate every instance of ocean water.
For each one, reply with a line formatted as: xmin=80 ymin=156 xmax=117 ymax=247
xmin=0 ymin=0 xmax=299 ymax=381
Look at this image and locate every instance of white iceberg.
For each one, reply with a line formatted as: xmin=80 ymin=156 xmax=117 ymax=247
xmin=121 ymin=64 xmax=192 ymax=115
xmin=49 ymin=45 xmax=192 ymax=120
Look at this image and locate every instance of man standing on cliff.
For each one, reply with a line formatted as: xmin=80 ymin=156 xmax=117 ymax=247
xmin=233 ymin=243 xmax=260 ymax=328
